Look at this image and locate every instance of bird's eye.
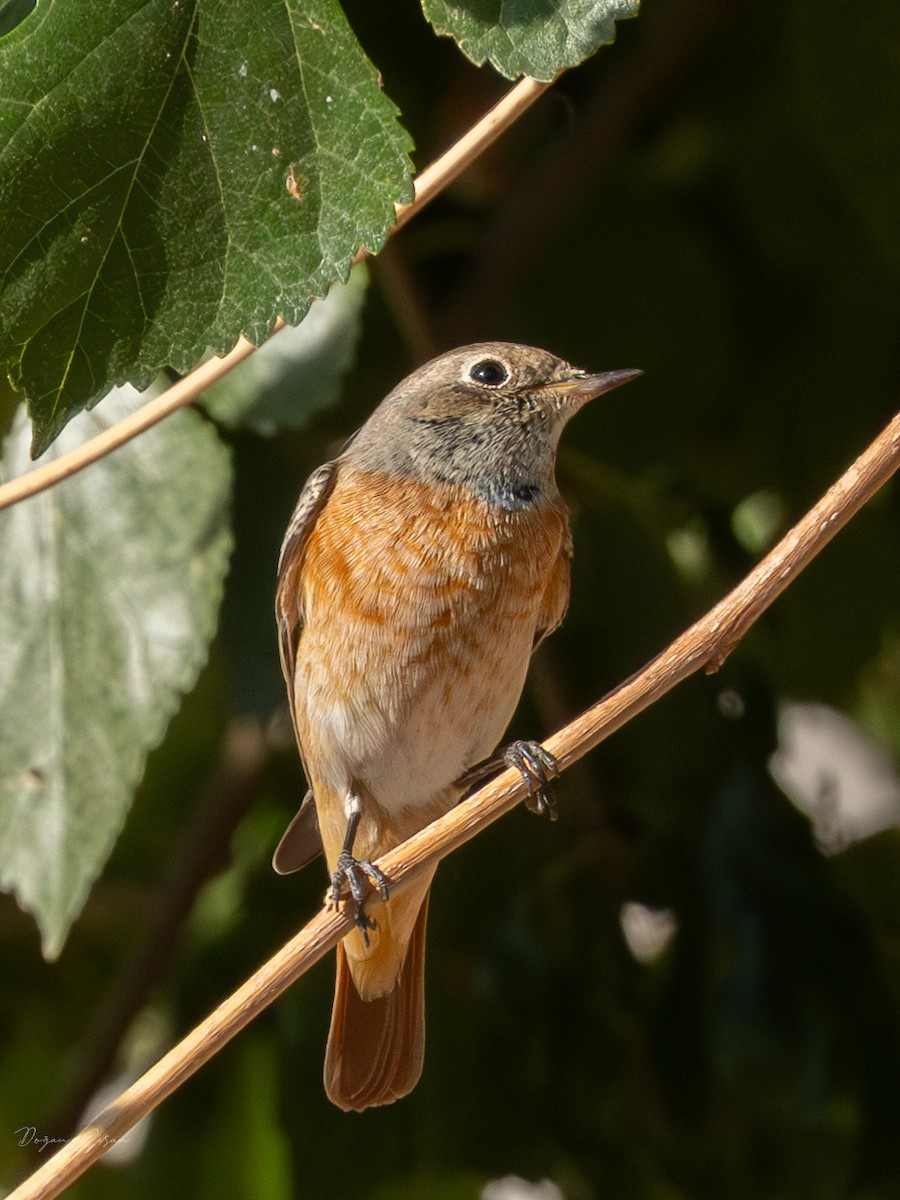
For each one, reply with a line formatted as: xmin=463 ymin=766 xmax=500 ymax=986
xmin=468 ymin=359 xmax=508 ymax=387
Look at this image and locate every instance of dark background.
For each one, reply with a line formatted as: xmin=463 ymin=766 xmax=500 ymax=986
xmin=2 ymin=0 xmax=899 ymax=1196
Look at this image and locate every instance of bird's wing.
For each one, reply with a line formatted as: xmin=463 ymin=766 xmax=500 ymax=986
xmin=272 ymin=789 xmax=322 ymax=874
xmin=273 ymin=459 xmax=341 ymax=873
xmin=275 ymin=458 xmax=341 ymax=713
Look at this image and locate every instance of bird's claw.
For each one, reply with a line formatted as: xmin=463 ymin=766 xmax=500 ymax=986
xmin=329 ymin=852 xmax=390 ymax=943
xmin=502 ymin=740 xmax=560 ymax=821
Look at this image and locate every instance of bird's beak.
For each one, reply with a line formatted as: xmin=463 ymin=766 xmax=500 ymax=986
xmin=539 ymin=368 xmax=643 ymax=413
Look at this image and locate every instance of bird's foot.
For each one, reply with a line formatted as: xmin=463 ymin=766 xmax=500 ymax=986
xmin=329 ymin=852 xmax=390 ymax=943
xmin=456 ymin=740 xmax=560 ymax=820
xmin=501 ymin=740 xmax=560 ymax=820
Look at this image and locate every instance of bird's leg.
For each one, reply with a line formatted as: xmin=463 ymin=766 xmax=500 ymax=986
xmin=329 ymin=790 xmax=390 ymax=941
xmin=455 ymin=740 xmax=560 ymax=821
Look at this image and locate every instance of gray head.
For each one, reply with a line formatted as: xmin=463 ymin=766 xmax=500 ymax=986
xmin=347 ymin=342 xmax=641 ymax=508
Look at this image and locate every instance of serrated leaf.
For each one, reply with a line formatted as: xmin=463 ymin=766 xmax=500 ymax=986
xmin=0 ymin=388 xmax=232 ymax=958
xmin=202 ymin=265 xmax=368 ymax=435
xmin=0 ymin=0 xmax=414 ymax=454
xmin=422 ymin=0 xmax=639 ymax=81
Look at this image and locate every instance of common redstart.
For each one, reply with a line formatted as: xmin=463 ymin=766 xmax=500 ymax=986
xmin=274 ymin=342 xmax=640 ymax=1110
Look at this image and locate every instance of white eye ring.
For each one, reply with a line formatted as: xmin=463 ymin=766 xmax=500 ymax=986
xmin=467 ymin=358 xmax=509 ymax=387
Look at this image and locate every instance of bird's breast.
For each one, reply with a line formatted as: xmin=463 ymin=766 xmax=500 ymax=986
xmin=292 ymin=465 xmax=568 ymax=815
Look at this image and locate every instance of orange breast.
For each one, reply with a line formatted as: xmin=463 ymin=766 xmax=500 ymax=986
xmin=291 ymin=464 xmax=569 ymax=825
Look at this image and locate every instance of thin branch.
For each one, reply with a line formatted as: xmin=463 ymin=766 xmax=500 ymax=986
xmin=393 ymin=77 xmax=551 ymax=235
xmin=11 ymin=407 xmax=898 ymax=1200
xmin=0 ymin=339 xmax=262 ymax=511
xmin=0 ymin=77 xmax=551 ymax=515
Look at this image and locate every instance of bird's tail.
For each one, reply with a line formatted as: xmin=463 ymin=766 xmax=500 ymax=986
xmin=324 ymin=892 xmax=429 ymax=1111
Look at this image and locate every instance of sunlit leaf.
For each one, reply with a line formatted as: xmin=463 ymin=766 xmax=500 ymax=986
xmin=0 ymin=388 xmax=232 ymax=958
xmin=0 ymin=0 xmax=413 ymax=453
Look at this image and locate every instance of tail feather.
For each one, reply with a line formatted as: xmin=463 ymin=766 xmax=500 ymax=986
xmin=324 ymin=894 xmax=429 ymax=1111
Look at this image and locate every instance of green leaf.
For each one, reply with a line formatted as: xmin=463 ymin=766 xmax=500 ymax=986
xmin=0 ymin=368 xmax=18 ymax=444
xmin=0 ymin=0 xmax=413 ymax=455
xmin=421 ymin=0 xmax=639 ymax=81
xmin=0 ymin=388 xmax=232 ymax=959
xmin=202 ymin=265 xmax=369 ymax=435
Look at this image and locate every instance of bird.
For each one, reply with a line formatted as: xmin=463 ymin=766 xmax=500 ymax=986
xmin=273 ymin=341 xmax=641 ymax=1112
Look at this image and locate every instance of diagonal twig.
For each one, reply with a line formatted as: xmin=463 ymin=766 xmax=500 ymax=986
xmin=10 ymin=406 xmax=899 ymax=1200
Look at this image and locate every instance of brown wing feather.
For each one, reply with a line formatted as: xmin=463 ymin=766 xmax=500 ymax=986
xmin=272 ymin=789 xmax=321 ymax=874
xmin=274 ymin=459 xmax=341 ymax=873
xmin=275 ymin=459 xmax=341 ymax=718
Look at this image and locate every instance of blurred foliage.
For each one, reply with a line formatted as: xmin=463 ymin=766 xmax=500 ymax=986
xmin=2 ymin=0 xmax=900 ymax=1197
xmin=0 ymin=389 xmax=233 ymax=958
